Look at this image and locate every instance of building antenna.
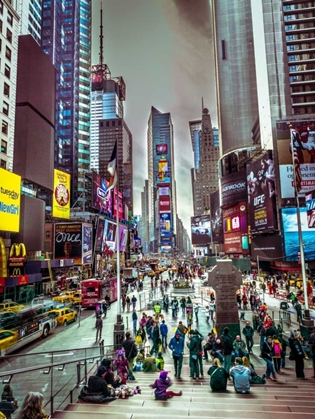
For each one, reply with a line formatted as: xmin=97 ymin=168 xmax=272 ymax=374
xmin=202 ymin=97 xmax=204 ymax=111
xmin=99 ymin=2 xmax=104 ymax=66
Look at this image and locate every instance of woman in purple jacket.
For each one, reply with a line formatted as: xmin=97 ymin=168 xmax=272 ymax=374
xmin=150 ymin=371 xmax=182 ymax=400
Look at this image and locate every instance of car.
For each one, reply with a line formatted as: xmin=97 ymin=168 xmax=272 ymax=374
xmin=52 ymin=295 xmax=72 ymax=306
xmin=48 ymin=308 xmax=77 ymax=326
xmin=0 ymin=330 xmax=19 ymax=353
xmin=0 ymin=312 xmax=19 ymax=329
xmin=0 ymin=302 xmax=25 ymax=313
xmin=71 ymin=292 xmax=82 ymax=306
xmin=191 ymin=225 xmax=210 ymax=235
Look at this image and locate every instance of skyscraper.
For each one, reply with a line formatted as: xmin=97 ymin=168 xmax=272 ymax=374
xmin=41 ymin=0 xmax=91 ymax=206
xmin=18 ymin=0 xmax=42 ymax=44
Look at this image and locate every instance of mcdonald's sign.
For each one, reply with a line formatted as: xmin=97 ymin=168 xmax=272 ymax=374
xmin=17 ymin=275 xmax=28 ymax=285
xmin=12 ymin=268 xmax=21 ymax=276
xmin=8 ymin=243 xmax=26 ymax=277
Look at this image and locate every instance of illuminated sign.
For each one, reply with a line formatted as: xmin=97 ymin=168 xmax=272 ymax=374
xmin=156 ymin=143 xmax=168 ymax=155
xmin=306 ymin=191 xmax=315 ymax=228
xmin=52 ymin=169 xmax=70 ymax=219
xmin=0 ymin=168 xmax=21 ymax=232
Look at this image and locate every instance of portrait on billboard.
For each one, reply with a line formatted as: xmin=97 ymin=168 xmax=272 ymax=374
xmin=92 ymin=170 xmax=112 ymax=213
xmin=246 ymin=151 xmax=276 ymax=233
xmin=191 ymin=215 xmax=211 ymax=246
xmin=282 ymin=207 xmax=315 ymax=261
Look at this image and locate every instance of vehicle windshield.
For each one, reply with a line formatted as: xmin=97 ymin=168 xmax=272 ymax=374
xmin=49 ymin=312 xmax=59 ymax=318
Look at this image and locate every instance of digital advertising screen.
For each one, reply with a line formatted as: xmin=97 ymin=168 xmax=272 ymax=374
xmin=191 ymin=215 xmax=211 ymax=246
xmin=0 ymin=168 xmax=21 ymax=232
xmin=156 ymin=143 xmax=168 ymax=155
xmin=95 ymin=219 xmax=105 ymax=252
xmin=222 ymin=203 xmax=248 ymax=254
xmin=105 ymin=221 xmax=117 ymax=251
xmin=282 ymin=207 xmax=315 ymax=261
xmin=119 ymin=225 xmax=128 ymax=252
xmin=92 ymin=170 xmax=112 ymax=213
xmin=306 ymin=190 xmax=315 ymax=228
xmin=159 ymin=195 xmax=171 ymax=212
xmin=220 ymin=171 xmax=247 ymax=207
xmin=246 ymin=150 xmax=277 ymax=233
xmin=82 ymin=223 xmax=93 ymax=265
xmin=52 ymin=169 xmax=70 ymax=219
xmin=54 ymin=223 xmax=83 ymax=264
xmin=210 ymin=190 xmax=223 ymax=243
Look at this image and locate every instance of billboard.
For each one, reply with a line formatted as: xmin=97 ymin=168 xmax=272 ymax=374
xmin=210 ymin=190 xmax=223 ymax=243
xmin=282 ymin=207 xmax=315 ymax=261
xmin=160 ymin=212 xmax=172 ymax=244
xmin=119 ymin=225 xmax=128 ymax=252
xmin=222 ymin=202 xmax=248 ymax=254
xmin=277 ymin=121 xmax=315 ymax=198
xmin=246 ymin=151 xmax=277 ymax=233
xmin=54 ymin=223 xmax=83 ymax=265
xmin=92 ymin=170 xmax=112 ymax=213
xmin=305 ymin=191 xmax=315 ymax=228
xmin=156 ymin=143 xmax=168 ymax=155
xmin=104 ymin=220 xmax=117 ymax=251
xmin=82 ymin=223 xmax=93 ymax=265
xmin=220 ymin=171 xmax=247 ymax=207
xmin=191 ymin=214 xmax=211 ymax=246
xmin=52 ymin=169 xmax=70 ymax=219
xmin=113 ymin=189 xmax=123 ymax=219
xmin=0 ymin=168 xmax=21 ymax=232
xmin=159 ymin=195 xmax=171 ymax=212
xmin=250 ymin=235 xmax=283 ymax=260
xmin=158 ymin=186 xmax=170 ymax=196
xmin=95 ymin=218 xmax=105 ymax=252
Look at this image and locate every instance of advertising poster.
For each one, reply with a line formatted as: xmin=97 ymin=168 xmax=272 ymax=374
xmin=159 ymin=195 xmax=171 ymax=212
xmin=95 ymin=219 xmax=105 ymax=252
xmin=246 ymin=151 xmax=276 ymax=233
xmin=82 ymin=223 xmax=93 ymax=265
xmin=105 ymin=221 xmax=116 ymax=251
xmin=250 ymin=235 xmax=283 ymax=260
xmin=305 ymin=191 xmax=315 ymax=228
xmin=156 ymin=143 xmax=168 ymax=155
xmin=277 ymin=121 xmax=315 ymax=198
xmin=52 ymin=169 xmax=70 ymax=219
xmin=0 ymin=168 xmax=21 ymax=232
xmin=101 ymin=219 xmax=108 ymax=252
xmin=113 ymin=189 xmax=123 ymax=219
xmin=282 ymin=207 xmax=315 ymax=261
xmin=220 ymin=171 xmax=247 ymax=207
xmin=210 ymin=190 xmax=223 ymax=243
xmin=160 ymin=213 xmax=172 ymax=244
xmin=222 ymin=203 xmax=248 ymax=254
xmin=92 ymin=170 xmax=112 ymax=213
xmin=54 ymin=223 xmax=82 ymax=264
xmin=160 ymin=245 xmax=172 ymax=253
xmin=191 ymin=215 xmax=211 ymax=246
xmin=119 ymin=225 xmax=128 ymax=252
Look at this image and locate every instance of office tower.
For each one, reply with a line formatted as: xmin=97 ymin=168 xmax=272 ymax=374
xmin=0 ymin=1 xmax=19 ymax=172
xmin=190 ymin=107 xmax=219 ymax=216
xmin=18 ymin=0 xmax=42 ymax=44
xmin=41 ymin=0 xmax=91 ymax=206
xmin=147 ymin=106 xmax=177 ymax=253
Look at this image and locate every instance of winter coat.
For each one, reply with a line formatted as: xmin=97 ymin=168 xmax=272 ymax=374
xmin=150 ymin=377 xmax=172 ymax=399
xmin=230 ymin=365 xmax=251 ymax=393
xmin=168 ymin=336 xmax=184 ymax=357
xmin=208 ymin=366 xmax=229 ymax=392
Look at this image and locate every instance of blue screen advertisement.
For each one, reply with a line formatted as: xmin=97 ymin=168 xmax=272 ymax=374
xmin=282 ymin=207 xmax=315 ymax=261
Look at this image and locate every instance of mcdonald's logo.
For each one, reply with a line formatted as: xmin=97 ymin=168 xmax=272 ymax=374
xmin=12 ymin=268 xmax=21 ymax=277
xmin=9 ymin=243 xmax=26 ymax=258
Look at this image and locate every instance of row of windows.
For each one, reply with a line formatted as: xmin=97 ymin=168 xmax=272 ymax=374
xmin=0 ymin=3 xmax=13 ymax=26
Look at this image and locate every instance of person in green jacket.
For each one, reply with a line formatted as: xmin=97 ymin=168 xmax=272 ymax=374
xmin=142 ymin=354 xmax=159 ymax=372
xmin=207 ymin=358 xmax=229 ymax=392
xmin=186 ymin=330 xmax=200 ymax=379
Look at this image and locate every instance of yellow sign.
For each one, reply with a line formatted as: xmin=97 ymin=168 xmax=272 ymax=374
xmin=52 ymin=169 xmax=70 ymax=219
xmin=0 ymin=168 xmax=21 ymax=232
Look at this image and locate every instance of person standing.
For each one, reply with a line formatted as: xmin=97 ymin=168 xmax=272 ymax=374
xmin=126 ymin=295 xmax=131 ymax=312
xmin=153 ymin=301 xmax=162 ymax=323
xmin=168 ymin=330 xmax=184 ymax=379
xmin=131 ymin=295 xmax=137 ymax=310
xmin=132 ymin=309 xmax=138 ymax=336
xmin=295 ymin=302 xmax=303 ymax=324
xmin=122 ymin=331 xmax=138 ymax=370
xmin=186 ymin=330 xmax=200 ymax=380
xmin=95 ymin=314 xmax=103 ymax=342
xmin=289 ymin=332 xmax=305 ymax=379
xmin=242 ymin=322 xmax=254 ymax=353
xmin=209 ymin=300 xmax=215 ymax=321
xmin=261 ymin=336 xmax=277 ymax=380
xmin=160 ymin=319 xmax=168 ymax=351
xmin=221 ymin=327 xmax=233 ymax=374
xmin=150 ymin=321 xmax=160 ymax=356
xmin=194 ymin=304 xmax=199 ymax=323
xmin=180 ymin=297 xmax=186 ymax=315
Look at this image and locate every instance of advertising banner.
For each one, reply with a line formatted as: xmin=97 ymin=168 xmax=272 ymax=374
xmin=54 ymin=223 xmax=83 ymax=264
xmin=95 ymin=219 xmax=105 ymax=252
xmin=82 ymin=223 xmax=93 ymax=265
xmin=191 ymin=215 xmax=211 ymax=246
xmin=159 ymin=195 xmax=171 ymax=212
xmin=119 ymin=225 xmax=128 ymax=252
xmin=250 ymin=235 xmax=283 ymax=260
xmin=220 ymin=171 xmax=247 ymax=207
xmin=52 ymin=169 xmax=70 ymax=219
xmin=0 ymin=168 xmax=21 ymax=232
xmin=210 ymin=190 xmax=223 ymax=243
xmin=113 ymin=189 xmax=123 ymax=219
xmin=160 ymin=212 xmax=171 ymax=231
xmin=305 ymin=191 xmax=315 ymax=228
xmin=158 ymin=186 xmax=169 ymax=196
xmin=101 ymin=219 xmax=108 ymax=252
xmin=105 ymin=220 xmax=117 ymax=251
xmin=156 ymin=143 xmax=168 ymax=155
xmin=92 ymin=170 xmax=112 ymax=213
xmin=222 ymin=203 xmax=248 ymax=254
xmin=277 ymin=121 xmax=315 ymax=198
xmin=246 ymin=151 xmax=277 ymax=233
xmin=282 ymin=207 xmax=315 ymax=261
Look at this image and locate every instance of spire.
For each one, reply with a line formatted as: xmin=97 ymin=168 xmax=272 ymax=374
xmin=201 ymin=97 xmax=204 ymax=111
xmin=99 ymin=2 xmax=104 ymax=66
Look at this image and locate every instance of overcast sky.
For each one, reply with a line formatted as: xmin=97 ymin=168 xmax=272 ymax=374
xmin=91 ymin=0 xmax=217 ymax=234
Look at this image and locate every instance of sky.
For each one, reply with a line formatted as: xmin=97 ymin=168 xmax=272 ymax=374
xmin=91 ymin=0 xmax=217 ymax=233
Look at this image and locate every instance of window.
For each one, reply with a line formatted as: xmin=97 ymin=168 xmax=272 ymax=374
xmin=6 ymin=28 xmax=12 ymax=43
xmin=5 ymin=46 xmax=11 ymax=61
xmin=7 ymin=11 xmax=13 ymax=26
xmin=4 ymin=64 xmax=10 ymax=79
xmin=0 ymin=1 xmax=3 ymax=14
xmin=0 ymin=19 xmax=2 ymax=33
xmin=3 ymin=83 xmax=9 ymax=97
xmin=0 ymin=159 xmax=6 ymax=169
xmin=1 ymin=139 xmax=7 ymax=154
xmin=3 ymin=101 xmax=8 ymax=116
xmin=2 ymin=120 xmax=8 ymax=135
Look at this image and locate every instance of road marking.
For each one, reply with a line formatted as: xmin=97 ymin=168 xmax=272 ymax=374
xmin=44 ymin=352 xmax=75 ymax=357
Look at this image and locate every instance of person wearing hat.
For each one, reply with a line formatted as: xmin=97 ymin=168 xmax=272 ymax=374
xmin=168 ymin=330 xmax=184 ymax=379
xmin=150 ymin=371 xmax=182 ymax=400
xmin=87 ymin=365 xmax=110 ymax=397
xmin=186 ymin=330 xmax=200 ymax=380
xmin=100 ymin=359 xmax=121 ymax=388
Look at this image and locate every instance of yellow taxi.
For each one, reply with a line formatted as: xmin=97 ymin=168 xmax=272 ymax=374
xmin=0 ymin=329 xmax=19 ymax=354
xmin=52 ymin=295 xmax=72 ymax=306
xmin=48 ymin=307 xmax=77 ymax=326
xmin=71 ymin=292 xmax=82 ymax=306
xmin=0 ymin=301 xmax=24 ymax=313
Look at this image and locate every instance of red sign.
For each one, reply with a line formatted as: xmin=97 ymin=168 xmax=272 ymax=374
xmin=18 ymin=275 xmax=29 ymax=285
xmin=0 ymin=278 xmax=5 ymax=287
xmin=159 ymin=195 xmax=171 ymax=212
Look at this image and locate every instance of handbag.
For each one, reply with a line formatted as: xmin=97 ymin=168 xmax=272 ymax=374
xmin=135 ymin=335 xmax=142 ymax=344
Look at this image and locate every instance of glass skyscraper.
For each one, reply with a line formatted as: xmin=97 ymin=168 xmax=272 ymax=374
xmin=41 ymin=0 xmax=91 ymax=205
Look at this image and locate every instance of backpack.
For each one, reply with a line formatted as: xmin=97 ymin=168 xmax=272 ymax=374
xmin=273 ymin=342 xmax=281 ymax=357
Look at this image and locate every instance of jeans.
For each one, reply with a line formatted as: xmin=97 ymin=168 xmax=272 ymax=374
xmin=245 ymin=337 xmax=254 ymax=352
xmin=263 ymin=358 xmax=276 ymax=378
xmin=161 ymin=335 xmax=167 ymax=348
xmin=223 ymin=354 xmax=231 ymax=374
xmin=173 ymin=354 xmax=183 ymax=377
xmin=189 ymin=354 xmax=200 ymax=378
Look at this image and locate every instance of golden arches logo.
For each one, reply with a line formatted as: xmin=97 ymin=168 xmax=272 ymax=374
xmin=9 ymin=243 xmax=26 ymax=258
xmin=12 ymin=268 xmax=21 ymax=277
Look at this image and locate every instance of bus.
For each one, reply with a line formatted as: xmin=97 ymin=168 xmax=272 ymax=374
xmin=103 ymin=277 xmax=118 ymax=303
xmin=0 ymin=305 xmax=57 ymax=356
xmin=81 ymin=279 xmax=103 ymax=308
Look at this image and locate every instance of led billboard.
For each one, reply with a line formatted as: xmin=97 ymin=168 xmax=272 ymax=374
xmin=306 ymin=191 xmax=315 ymax=228
xmin=246 ymin=151 xmax=277 ymax=233
xmin=250 ymin=235 xmax=283 ymax=260
xmin=282 ymin=207 xmax=315 ymax=261
xmin=220 ymin=171 xmax=247 ymax=207
xmin=156 ymin=143 xmax=168 ymax=155
xmin=159 ymin=195 xmax=171 ymax=212
xmin=82 ymin=223 xmax=93 ymax=265
xmin=92 ymin=170 xmax=112 ymax=213
xmin=0 ymin=168 xmax=21 ymax=232
xmin=191 ymin=215 xmax=211 ymax=246
xmin=210 ymin=190 xmax=223 ymax=243
xmin=54 ymin=223 xmax=83 ymax=265
xmin=222 ymin=203 xmax=248 ymax=254
xmin=160 ymin=213 xmax=172 ymax=244
xmin=52 ymin=169 xmax=70 ymax=219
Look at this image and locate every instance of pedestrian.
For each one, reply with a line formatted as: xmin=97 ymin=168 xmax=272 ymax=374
xmin=221 ymin=327 xmax=233 ymax=374
xmin=289 ymin=331 xmax=305 ymax=379
xmin=131 ymin=295 xmax=137 ymax=310
xmin=194 ymin=329 xmax=204 ymax=377
xmin=95 ymin=314 xmax=103 ymax=342
xmin=150 ymin=371 xmax=182 ymax=400
xmin=242 ymin=321 xmax=254 ymax=353
xmin=0 ymin=384 xmax=17 ymax=419
xmin=180 ymin=297 xmax=186 ymax=315
xmin=168 ymin=330 xmax=184 ymax=379
xmin=160 ymin=319 xmax=168 ymax=351
xmin=113 ymin=349 xmax=130 ymax=384
xmin=171 ymin=297 xmax=179 ymax=317
xmin=186 ymin=330 xmax=200 ymax=380
xmin=230 ymin=357 xmax=251 ymax=394
xmin=295 ymin=302 xmax=303 ymax=324
xmin=272 ymin=335 xmax=282 ymax=374
xmin=15 ymin=392 xmax=48 ymax=419
xmin=261 ymin=336 xmax=277 ymax=380
xmin=102 ymin=300 xmax=108 ymax=318
xmin=153 ymin=301 xmax=162 ymax=323
xmin=150 ymin=322 xmax=160 ymax=356
xmin=126 ymin=295 xmax=131 ymax=312
xmin=194 ymin=303 xmax=199 ymax=323
xmin=163 ymin=295 xmax=169 ymax=312
xmin=132 ymin=309 xmax=138 ymax=336
xmin=209 ymin=300 xmax=215 ymax=321
xmin=122 ymin=331 xmax=138 ymax=370
xmin=207 ymin=358 xmax=229 ymax=392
